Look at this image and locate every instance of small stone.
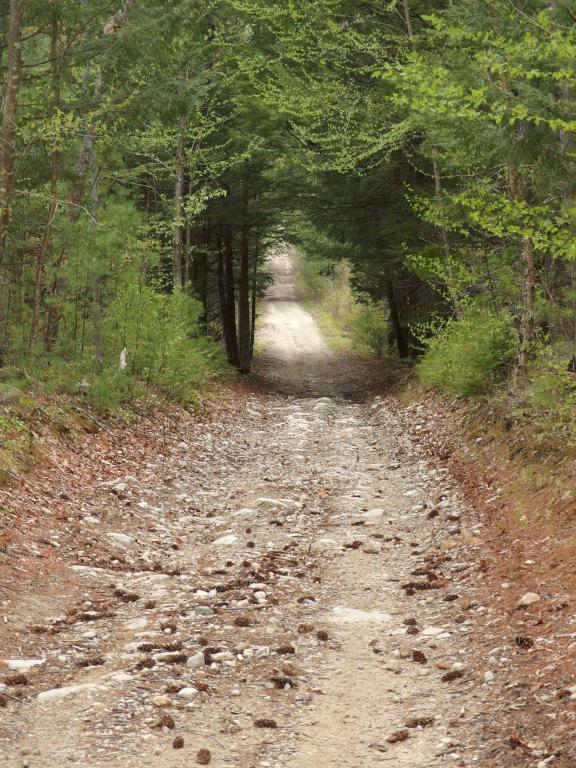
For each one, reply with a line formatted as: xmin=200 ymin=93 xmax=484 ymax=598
xmin=173 ymin=737 xmax=184 ymax=749
xmin=233 ymin=508 xmax=257 ymax=518
xmin=4 ymin=659 xmax=45 ymax=671
xmin=312 ymin=538 xmax=340 ymax=553
xmin=194 ymin=606 xmax=215 ymax=617
xmin=363 ymin=509 xmax=384 ymax=519
xmin=332 ymin=607 xmax=392 ymax=623
xmin=517 ymin=592 xmax=540 ymax=608
xmin=484 ymin=670 xmax=495 ymax=683
xmin=186 ymin=652 xmax=206 ymax=669
xmin=362 ymin=543 xmax=382 ymax=555
xmin=37 ymin=684 xmax=106 ymax=703
xmin=177 ymin=687 xmax=198 ymax=699
xmin=152 ymin=695 xmax=172 ymax=707
xmin=255 ymin=498 xmax=287 ymax=510
xmin=126 ymin=617 xmax=148 ymax=630
xmin=106 ymin=532 xmax=133 ymax=546
xmin=213 ymin=535 xmax=238 ymax=546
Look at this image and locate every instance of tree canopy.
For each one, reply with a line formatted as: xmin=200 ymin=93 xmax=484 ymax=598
xmin=1 ymin=0 xmax=575 ymax=412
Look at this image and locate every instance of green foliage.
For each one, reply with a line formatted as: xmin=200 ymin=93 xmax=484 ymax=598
xmin=0 ymin=0 xmax=575 ymax=431
xmin=0 ymin=410 xmax=29 ymax=479
xmin=522 ymin=350 xmax=576 ymax=432
xmin=105 ymin=286 xmax=229 ymax=405
xmin=417 ymin=306 xmax=517 ymax=396
xmin=295 ymin=250 xmax=389 ymax=357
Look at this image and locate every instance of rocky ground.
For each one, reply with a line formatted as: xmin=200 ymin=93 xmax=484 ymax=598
xmin=1 ymin=250 xmax=574 ymax=767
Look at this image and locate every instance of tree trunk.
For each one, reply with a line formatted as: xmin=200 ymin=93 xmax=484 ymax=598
xmin=237 ymin=183 xmax=251 ymax=373
xmin=172 ymin=120 xmax=186 ymax=290
xmin=0 ymin=0 xmax=23 ymax=263
xmin=43 ymin=66 xmax=98 ymax=352
xmin=402 ymin=0 xmax=416 ymax=50
xmin=217 ymin=226 xmax=240 ymax=366
xmin=0 ymin=0 xmax=24 ymax=364
xmin=30 ymin=149 xmax=59 ymax=353
xmin=508 ymin=163 xmax=536 ymax=372
xmin=90 ymin=157 xmax=103 ymax=371
xmin=386 ymin=280 xmax=409 ymax=359
xmin=250 ymin=241 xmax=259 ymax=356
xmin=30 ymin=16 xmax=60 ymax=353
xmin=518 ymin=236 xmax=535 ymax=371
xmin=432 ymin=158 xmax=450 ymax=258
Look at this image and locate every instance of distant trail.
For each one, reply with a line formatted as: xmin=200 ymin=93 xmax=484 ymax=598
xmin=257 ymin=248 xmax=333 ymax=361
xmin=252 ymin=245 xmax=389 ymax=398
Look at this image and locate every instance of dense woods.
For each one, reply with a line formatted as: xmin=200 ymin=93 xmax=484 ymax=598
xmin=0 ymin=1 xmax=575 ymax=422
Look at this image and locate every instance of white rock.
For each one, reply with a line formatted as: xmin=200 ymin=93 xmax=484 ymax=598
xmin=109 ymin=672 xmax=132 ymax=683
xmin=5 ymin=659 xmax=45 ymax=671
xmin=362 ymin=543 xmax=382 ymax=554
xmin=517 ymin=592 xmax=541 ymax=608
xmin=232 ymin=508 xmax=257 ymax=518
xmin=363 ymin=508 xmax=384 ymax=519
xmin=484 ymin=670 xmax=495 ymax=683
xmin=312 ymin=538 xmax=340 ymax=553
xmin=212 ymin=651 xmax=234 ymax=662
xmin=255 ymin=498 xmax=287 ymax=510
xmin=332 ymin=607 xmax=392 ymax=624
xmin=186 ymin=651 xmax=205 ymax=669
xmin=254 ymin=591 xmax=267 ymax=602
xmin=106 ymin=532 xmax=133 ymax=546
xmin=123 ymin=642 xmax=142 ymax=653
xmin=125 ymin=617 xmax=148 ymax=630
xmin=421 ymin=626 xmax=447 ymax=636
xmin=37 ymin=684 xmax=105 ymax=703
xmin=213 ymin=535 xmax=238 ymax=546
xmin=177 ymin=687 xmax=198 ymax=699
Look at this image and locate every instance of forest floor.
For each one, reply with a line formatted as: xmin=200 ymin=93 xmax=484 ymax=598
xmin=1 ymin=249 xmax=575 ymax=768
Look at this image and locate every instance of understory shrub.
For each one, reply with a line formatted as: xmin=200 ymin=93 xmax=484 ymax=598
xmin=18 ymin=286 xmax=230 ymax=411
xmin=295 ymin=251 xmax=389 ymax=357
xmin=523 ymin=349 xmax=576 ymax=431
xmin=105 ymin=286 xmax=230 ymax=405
xmin=417 ymin=306 xmax=516 ymax=396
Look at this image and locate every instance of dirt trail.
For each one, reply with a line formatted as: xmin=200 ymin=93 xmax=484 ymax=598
xmin=1 ymin=248 xmax=491 ymax=767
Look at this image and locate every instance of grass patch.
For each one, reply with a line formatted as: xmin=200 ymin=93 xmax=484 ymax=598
xmin=294 ymin=250 xmax=389 ymax=358
xmin=417 ymin=306 xmax=516 ymax=396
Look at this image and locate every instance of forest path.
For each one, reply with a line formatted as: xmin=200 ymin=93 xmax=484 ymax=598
xmin=0 ymin=249 xmax=485 ymax=767
xmin=252 ymin=246 xmax=389 ymax=399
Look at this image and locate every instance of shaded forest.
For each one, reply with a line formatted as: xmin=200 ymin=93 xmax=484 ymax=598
xmin=0 ymin=0 xmax=575 ymax=425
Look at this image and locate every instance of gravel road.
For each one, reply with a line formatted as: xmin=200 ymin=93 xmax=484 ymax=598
xmin=0 ymin=248 xmax=489 ymax=767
